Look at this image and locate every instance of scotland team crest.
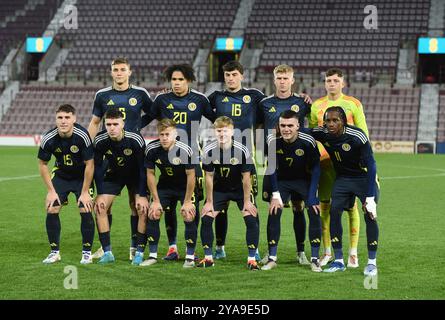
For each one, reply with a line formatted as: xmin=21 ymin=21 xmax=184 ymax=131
xmin=291 ymin=105 xmax=300 ymax=113
xmin=188 ymin=103 xmax=197 ymax=111
xmin=295 ymin=149 xmax=304 ymax=156
xmin=123 ymin=148 xmax=133 ymax=156
xmin=243 ymin=95 xmax=251 ymax=103
xmin=342 ymin=143 xmax=351 ymax=151
xmin=129 ymin=98 xmax=137 ymax=106
xmin=70 ymin=145 xmax=79 ymax=153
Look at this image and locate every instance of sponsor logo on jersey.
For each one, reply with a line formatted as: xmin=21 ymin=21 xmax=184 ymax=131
xmin=276 ymin=149 xmax=284 ymax=154
xmin=222 ymin=97 xmax=229 ymax=103
xmin=167 ymin=103 xmax=174 ymax=109
xmin=155 ymin=159 xmax=162 ymax=165
xmin=213 ymin=159 xmax=220 ymax=165
xmin=55 ymin=147 xmax=62 ymax=153
xmin=107 ymin=99 xmax=115 ymax=106
xmin=268 ymin=106 xmax=276 ymax=113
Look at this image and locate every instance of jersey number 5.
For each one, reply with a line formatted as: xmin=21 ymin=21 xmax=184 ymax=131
xmin=119 ymin=108 xmax=127 ymax=120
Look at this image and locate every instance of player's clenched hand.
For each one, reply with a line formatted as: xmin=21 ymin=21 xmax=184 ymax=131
xmin=78 ymin=191 xmax=93 ymax=212
xmin=135 ymin=195 xmax=149 ymax=216
xmin=201 ymin=201 xmax=215 ymax=218
xmin=181 ymin=201 xmax=196 ymax=222
xmin=299 ymin=92 xmax=313 ymax=104
xmin=148 ymin=201 xmax=163 ymax=220
xmin=243 ymin=200 xmax=257 ymax=217
xmin=46 ymin=190 xmax=61 ymax=211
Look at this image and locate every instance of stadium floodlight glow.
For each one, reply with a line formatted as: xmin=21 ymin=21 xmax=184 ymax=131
xmin=26 ymin=37 xmax=53 ymax=53
xmin=418 ymin=37 xmax=445 ymax=54
xmin=215 ymin=38 xmax=244 ymax=51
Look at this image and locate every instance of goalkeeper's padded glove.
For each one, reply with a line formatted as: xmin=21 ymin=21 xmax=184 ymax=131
xmin=364 ymin=196 xmax=377 ymax=220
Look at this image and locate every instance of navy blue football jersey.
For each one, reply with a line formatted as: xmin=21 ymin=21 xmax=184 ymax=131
xmin=93 ymin=130 xmax=147 ymax=195
xmin=202 ymin=140 xmax=253 ymax=192
xmin=208 ymin=88 xmax=265 ymax=153
xmin=267 ymin=130 xmax=320 ymax=182
xmin=148 ymin=89 xmax=216 ymax=155
xmin=92 ymin=85 xmax=152 ymax=132
xmin=259 ymin=93 xmax=311 ymax=143
xmin=310 ymin=125 xmax=374 ymax=178
xmin=144 ymin=139 xmax=194 ymax=190
xmin=38 ymin=123 xmax=93 ymax=180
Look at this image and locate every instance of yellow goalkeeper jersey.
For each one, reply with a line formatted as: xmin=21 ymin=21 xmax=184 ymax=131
xmin=309 ymin=93 xmax=369 ymax=161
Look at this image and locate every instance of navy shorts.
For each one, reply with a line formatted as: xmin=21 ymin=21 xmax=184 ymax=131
xmin=101 ymin=173 xmax=139 ymax=196
xmin=213 ymin=189 xmax=256 ymax=212
xmin=52 ymin=174 xmax=94 ymax=208
xmin=262 ymin=177 xmax=309 ymax=204
xmin=331 ymin=176 xmax=380 ymax=211
xmin=157 ymin=188 xmax=198 ymax=212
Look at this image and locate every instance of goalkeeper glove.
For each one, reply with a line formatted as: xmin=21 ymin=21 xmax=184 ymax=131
xmin=272 ymin=191 xmax=283 ymax=206
xmin=364 ymin=196 xmax=377 ymax=220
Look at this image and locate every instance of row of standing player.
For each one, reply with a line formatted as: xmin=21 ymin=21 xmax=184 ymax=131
xmin=38 ymin=59 xmax=379 ymax=274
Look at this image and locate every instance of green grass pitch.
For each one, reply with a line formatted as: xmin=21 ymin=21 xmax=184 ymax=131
xmin=0 ymin=146 xmax=444 ymax=300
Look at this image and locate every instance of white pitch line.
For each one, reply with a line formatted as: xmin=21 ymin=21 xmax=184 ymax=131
xmin=381 ymin=164 xmax=445 ymax=173
xmin=0 ymin=175 xmax=40 ymax=182
xmin=380 ymin=173 xmax=445 ymax=180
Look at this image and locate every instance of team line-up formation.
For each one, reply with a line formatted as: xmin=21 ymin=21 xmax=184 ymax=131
xmin=38 ymin=58 xmax=379 ymax=276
